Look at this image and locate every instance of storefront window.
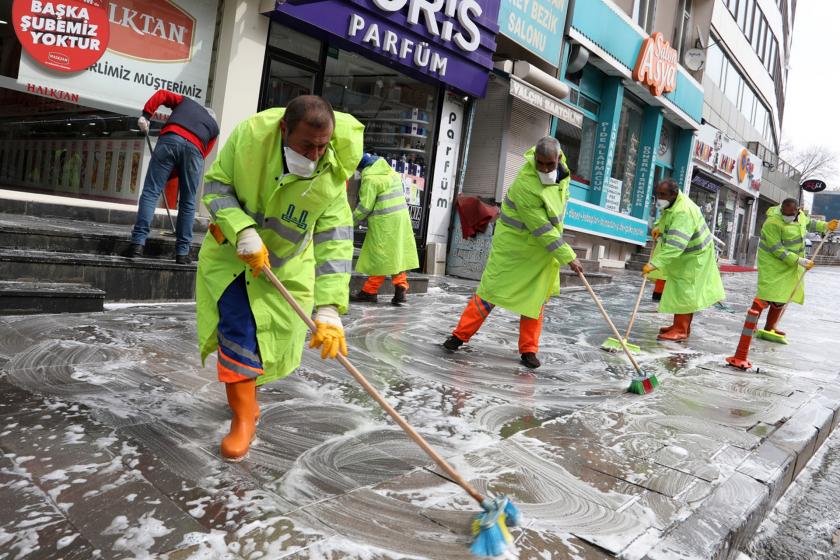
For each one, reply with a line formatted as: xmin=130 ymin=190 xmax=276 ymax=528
xmin=556 ymin=117 xmax=596 ymax=185
xmin=716 ymin=187 xmax=737 ymax=255
xmin=323 ymin=48 xmax=438 ymax=235
xmin=689 ymin=182 xmax=717 ymax=228
xmin=609 ymin=95 xmax=644 ymax=214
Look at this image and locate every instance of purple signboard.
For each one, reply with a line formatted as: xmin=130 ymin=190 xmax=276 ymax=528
xmin=266 ymin=0 xmax=500 ymax=98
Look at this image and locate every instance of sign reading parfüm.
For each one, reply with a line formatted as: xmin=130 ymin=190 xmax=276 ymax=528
xmin=801 ymin=179 xmax=827 ymax=193
xmin=272 ymin=0 xmax=499 ymax=98
xmin=509 ymin=78 xmax=582 ymax=127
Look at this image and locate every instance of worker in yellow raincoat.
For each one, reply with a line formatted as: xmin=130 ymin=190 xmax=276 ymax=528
xmin=443 ymin=137 xmax=583 ymax=369
xmin=197 ymin=95 xmax=363 ymax=461
xmin=643 ymin=178 xmax=725 ymax=341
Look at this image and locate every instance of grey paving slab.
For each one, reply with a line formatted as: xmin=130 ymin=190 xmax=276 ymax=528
xmin=0 ymin=269 xmax=838 ymax=558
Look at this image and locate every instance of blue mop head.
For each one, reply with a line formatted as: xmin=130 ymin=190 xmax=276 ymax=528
xmin=470 ymin=496 xmax=522 ymax=557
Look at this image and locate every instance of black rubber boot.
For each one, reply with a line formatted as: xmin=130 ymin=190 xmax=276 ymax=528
xmin=121 ymin=243 xmax=143 ymax=259
xmin=391 ymin=285 xmax=407 ymax=306
xmin=350 ymin=291 xmax=378 ymax=303
xmin=520 ymin=352 xmax=541 ymax=369
xmin=175 ymin=254 xmax=192 ymax=265
xmin=443 ymin=335 xmax=464 ymax=351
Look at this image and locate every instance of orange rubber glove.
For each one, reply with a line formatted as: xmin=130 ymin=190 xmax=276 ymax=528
xmin=309 ymin=305 xmax=348 ymax=359
xmin=236 ymin=227 xmax=269 ymax=277
xmin=827 ymin=219 xmax=839 ymax=232
xmin=651 ymin=228 xmax=660 ymax=240
xmin=642 ymin=263 xmax=657 ymax=276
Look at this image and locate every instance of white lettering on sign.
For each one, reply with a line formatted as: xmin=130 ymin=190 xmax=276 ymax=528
xmin=509 ymin=78 xmax=583 ymax=127
xmin=426 ymin=94 xmax=464 ymax=245
xmin=108 ymin=4 xmax=189 ymax=45
xmin=349 ymin=14 xmax=449 ymax=76
xmin=633 ymin=32 xmax=678 ymax=96
xmin=371 ymin=0 xmax=482 ymax=52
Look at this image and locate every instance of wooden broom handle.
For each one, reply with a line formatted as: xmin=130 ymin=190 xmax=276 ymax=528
xmin=261 ymin=265 xmax=486 ymax=506
xmin=577 ymin=270 xmax=645 ymax=375
xmin=777 ymin=233 xmax=830 ymax=323
xmin=625 ymin=239 xmax=658 ymax=339
xmin=624 ymin=276 xmax=648 ymax=340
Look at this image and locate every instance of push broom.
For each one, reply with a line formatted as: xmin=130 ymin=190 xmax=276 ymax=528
xmin=755 ymin=233 xmax=830 ymax=344
xmin=577 ymin=270 xmax=659 ymax=394
xmin=601 ymin=249 xmax=656 ymax=354
xmin=261 ymin=264 xmax=521 ymax=557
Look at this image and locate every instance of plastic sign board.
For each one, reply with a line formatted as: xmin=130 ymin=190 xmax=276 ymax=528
xmin=498 ymin=0 xmax=566 ymax=65
xmin=15 ymin=0 xmax=216 ymax=114
xmin=13 ymin=0 xmax=111 ymax=73
xmin=633 ymin=32 xmax=677 ymax=96
xmin=801 ymin=179 xmax=827 ymax=193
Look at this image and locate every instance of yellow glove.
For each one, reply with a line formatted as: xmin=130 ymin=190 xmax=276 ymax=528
xmin=642 ymin=263 xmax=657 ymax=276
xmin=651 ymin=228 xmax=660 ymax=241
xmin=309 ymin=306 xmax=348 ymax=359
xmin=828 ymin=219 xmax=839 ymax=232
xmin=236 ymin=227 xmax=270 ymax=277
xmin=798 ymin=257 xmax=815 ymax=271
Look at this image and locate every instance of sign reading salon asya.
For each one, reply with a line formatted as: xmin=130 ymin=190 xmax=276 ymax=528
xmin=13 ymin=0 xmax=214 ymax=114
xmin=633 ymin=31 xmax=677 ymax=96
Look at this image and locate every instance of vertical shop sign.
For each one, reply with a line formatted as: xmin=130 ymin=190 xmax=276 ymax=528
xmin=426 ymin=93 xmax=464 ymax=245
xmin=631 ymin=107 xmax=663 ymax=218
xmin=588 ymin=77 xmax=623 ymax=205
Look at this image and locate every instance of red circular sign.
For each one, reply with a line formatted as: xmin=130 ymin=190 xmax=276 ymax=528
xmin=13 ymin=0 xmax=110 ymax=73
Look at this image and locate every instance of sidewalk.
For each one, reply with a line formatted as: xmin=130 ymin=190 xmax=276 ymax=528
xmin=1 ymin=269 xmax=839 ymax=558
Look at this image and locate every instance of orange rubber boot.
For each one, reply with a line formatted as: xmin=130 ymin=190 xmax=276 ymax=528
xmin=221 ymin=379 xmax=258 ymax=461
xmin=763 ymin=305 xmax=786 ymax=336
xmin=657 ymin=314 xmax=693 ymax=341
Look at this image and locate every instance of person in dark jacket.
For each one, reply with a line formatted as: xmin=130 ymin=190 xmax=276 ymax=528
xmin=123 ymin=90 xmax=220 ymax=264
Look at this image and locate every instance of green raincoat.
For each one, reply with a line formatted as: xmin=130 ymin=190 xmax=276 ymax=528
xmin=650 ymin=192 xmax=725 ymax=314
xmin=476 ymin=148 xmax=577 ymax=319
xmin=757 ymin=206 xmax=826 ymax=304
xmin=353 ymin=158 xmax=419 ymax=276
xmin=196 ymin=108 xmax=363 ymax=384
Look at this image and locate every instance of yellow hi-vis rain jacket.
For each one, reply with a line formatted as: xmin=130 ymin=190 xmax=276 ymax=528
xmin=650 ymin=191 xmax=725 ymax=314
xmin=196 ymin=108 xmax=363 ymax=384
xmin=757 ymin=206 xmax=827 ymax=304
xmin=353 ymin=158 xmax=419 ymax=276
xmin=476 ymin=148 xmax=577 ymax=319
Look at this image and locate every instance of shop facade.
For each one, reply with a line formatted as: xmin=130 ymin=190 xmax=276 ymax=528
xmin=688 ymin=123 xmax=763 ymax=265
xmin=557 ymin=0 xmax=705 ymax=267
xmin=258 ymin=0 xmax=500 ymax=261
xmin=0 ymin=0 xmax=219 ymax=204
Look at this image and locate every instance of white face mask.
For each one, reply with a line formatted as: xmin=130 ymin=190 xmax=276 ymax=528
xmin=782 ymin=214 xmax=796 ymax=223
xmin=283 ymin=146 xmax=318 ymax=178
xmin=655 ymin=198 xmax=672 ymax=210
xmin=537 ymin=170 xmax=556 ymax=185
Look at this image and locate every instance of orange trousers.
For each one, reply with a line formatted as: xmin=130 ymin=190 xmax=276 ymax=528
xmin=453 ymin=294 xmax=544 ymax=353
xmin=362 ymin=272 xmax=409 ymax=294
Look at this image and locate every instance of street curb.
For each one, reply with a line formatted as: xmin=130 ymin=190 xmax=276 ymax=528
xmin=640 ymin=384 xmax=840 ymax=560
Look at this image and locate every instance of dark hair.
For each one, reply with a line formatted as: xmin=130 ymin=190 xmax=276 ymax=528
xmin=782 ymin=198 xmax=798 ymax=207
xmin=283 ymin=95 xmax=335 ymax=135
xmin=657 ymin=178 xmax=680 ymax=195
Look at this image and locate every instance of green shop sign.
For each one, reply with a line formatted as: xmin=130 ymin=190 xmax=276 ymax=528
xmin=498 ymin=0 xmax=567 ymax=65
xmin=565 ymin=199 xmax=648 ymax=246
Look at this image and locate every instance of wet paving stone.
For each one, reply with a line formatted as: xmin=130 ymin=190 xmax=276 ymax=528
xmin=0 ymin=270 xmax=839 ymax=557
